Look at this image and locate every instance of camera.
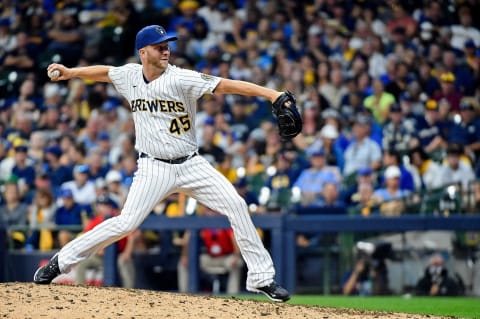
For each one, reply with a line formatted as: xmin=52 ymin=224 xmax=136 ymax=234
xmin=356 ymin=241 xmax=393 ymax=270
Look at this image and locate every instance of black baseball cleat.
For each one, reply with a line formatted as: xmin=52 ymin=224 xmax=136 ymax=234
xmin=250 ymin=281 xmax=290 ymax=302
xmin=33 ymin=254 xmax=61 ymax=284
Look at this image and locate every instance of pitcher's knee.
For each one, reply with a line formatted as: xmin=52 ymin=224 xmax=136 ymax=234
xmin=110 ymin=213 xmax=140 ymax=236
xmin=231 ymin=196 xmax=249 ymax=214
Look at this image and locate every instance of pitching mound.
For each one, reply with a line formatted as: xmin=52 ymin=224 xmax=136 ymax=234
xmin=1 ymin=282 xmax=447 ymax=319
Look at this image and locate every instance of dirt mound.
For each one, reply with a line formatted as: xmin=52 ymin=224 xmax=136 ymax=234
xmin=0 ymin=282 xmax=446 ymax=319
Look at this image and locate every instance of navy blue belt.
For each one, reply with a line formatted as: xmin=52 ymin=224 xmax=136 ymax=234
xmin=139 ymin=152 xmax=197 ymax=164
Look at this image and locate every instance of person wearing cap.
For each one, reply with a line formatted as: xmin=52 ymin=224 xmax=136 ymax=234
xmin=40 ymin=24 xmax=291 ymax=300
xmin=382 ymin=103 xmax=415 ymax=154
xmin=434 ymin=69 xmax=463 ymax=112
xmin=306 ymin=123 xmax=344 ymax=171
xmin=439 ymin=143 xmax=475 ymax=192
xmin=75 ymin=194 xmax=136 ymax=288
xmin=293 ymin=148 xmax=342 ymax=208
xmin=448 ymin=100 xmax=480 ymax=161
xmin=372 ymin=165 xmax=410 ymax=216
xmin=412 ymin=99 xmax=449 ymax=154
xmin=381 ymin=148 xmax=415 ymax=192
xmin=60 ymin=164 xmax=96 ymax=206
xmin=54 ymin=187 xmax=90 ymax=248
xmin=341 ymin=165 xmax=377 ymax=208
xmin=262 ymin=151 xmax=299 ymax=212
xmin=343 ymin=113 xmax=382 ymax=177
xmin=104 ymin=169 xmax=127 ymax=208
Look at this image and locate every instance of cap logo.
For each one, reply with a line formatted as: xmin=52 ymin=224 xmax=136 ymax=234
xmin=155 ymin=26 xmax=165 ymax=35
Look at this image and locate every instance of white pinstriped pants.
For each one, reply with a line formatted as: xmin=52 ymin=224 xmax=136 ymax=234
xmin=58 ymin=155 xmax=275 ymax=289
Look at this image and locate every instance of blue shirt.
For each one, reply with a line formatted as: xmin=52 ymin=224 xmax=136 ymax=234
xmin=293 ymin=169 xmax=337 ymax=194
xmin=12 ymin=165 xmax=35 ymax=187
xmin=54 ymin=203 xmax=88 ymax=225
xmin=373 ymin=188 xmax=409 ymax=201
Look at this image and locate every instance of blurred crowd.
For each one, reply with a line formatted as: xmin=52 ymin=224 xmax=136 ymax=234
xmin=0 ymin=0 xmax=480 ymax=255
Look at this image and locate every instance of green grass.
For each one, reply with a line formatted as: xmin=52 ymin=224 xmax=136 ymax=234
xmin=242 ymin=295 xmax=480 ymax=319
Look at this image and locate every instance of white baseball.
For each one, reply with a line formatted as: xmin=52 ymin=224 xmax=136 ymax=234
xmin=48 ymin=70 xmax=60 ymax=79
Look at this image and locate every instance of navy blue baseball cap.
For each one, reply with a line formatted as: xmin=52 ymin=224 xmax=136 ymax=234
xmin=135 ymin=25 xmax=178 ymax=51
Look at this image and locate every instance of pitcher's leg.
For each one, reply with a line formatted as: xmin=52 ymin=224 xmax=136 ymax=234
xmin=59 ymin=158 xmax=175 ymax=272
xmin=179 ymin=157 xmax=275 ymax=289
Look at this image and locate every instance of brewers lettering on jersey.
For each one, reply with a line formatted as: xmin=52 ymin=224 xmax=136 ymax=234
xmin=34 ymin=25 xmax=290 ymax=302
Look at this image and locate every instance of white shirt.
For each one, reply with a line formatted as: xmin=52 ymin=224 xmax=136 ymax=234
xmin=108 ymin=63 xmax=221 ymax=159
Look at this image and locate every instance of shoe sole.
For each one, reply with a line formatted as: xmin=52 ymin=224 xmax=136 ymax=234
xmin=248 ymin=287 xmax=290 ymax=302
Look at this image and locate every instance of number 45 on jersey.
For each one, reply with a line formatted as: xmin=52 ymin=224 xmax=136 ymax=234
xmin=169 ymin=115 xmax=191 ymax=135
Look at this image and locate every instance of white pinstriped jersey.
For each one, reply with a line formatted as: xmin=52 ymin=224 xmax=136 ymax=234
xmin=108 ymin=63 xmax=221 ymax=159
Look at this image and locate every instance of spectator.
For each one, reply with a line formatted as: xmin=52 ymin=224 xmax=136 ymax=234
xmin=448 ymin=100 xmax=480 ymax=161
xmin=351 ymin=181 xmax=379 ymax=216
xmin=412 ymin=99 xmax=449 ymax=154
xmin=0 ymin=181 xmax=29 ymax=248
xmin=46 ymin=9 xmax=85 ymax=66
xmin=26 ymin=188 xmax=56 ymax=251
xmin=434 ymin=71 xmax=463 ymax=113
xmin=415 ymin=253 xmax=463 ymax=296
xmin=118 ymin=153 xmax=137 ymax=189
xmin=293 ymin=149 xmax=341 ymax=209
xmin=373 ymin=166 xmax=410 ymax=216
xmin=11 ymin=144 xmax=36 ymax=199
xmin=385 ymin=61 xmax=412 ymax=101
xmin=343 ymin=166 xmax=377 ymax=207
xmin=439 ymin=143 xmax=475 ymax=191
xmin=43 ymin=144 xmax=73 ymax=194
xmin=449 ymin=5 xmax=480 ymax=53
xmin=363 ymin=78 xmax=395 ymax=125
xmin=234 ymin=177 xmax=262 ymax=214
xmin=75 ymin=195 xmax=136 ymax=288
xmin=78 ymin=117 xmax=102 ymax=150
xmin=54 ymin=188 xmax=89 ymax=248
xmin=177 ymin=212 xmax=245 ymax=294
xmin=61 ymin=164 xmax=96 ymax=206
xmin=316 ymin=181 xmax=344 ymax=209
xmin=343 ymin=114 xmax=382 ymax=177
xmin=1 ymin=31 xmax=37 ymax=75
xmin=319 ymin=68 xmax=348 ymax=109
xmin=381 ymin=103 xmax=415 ymax=154
xmin=407 ymin=146 xmax=443 ymax=191
xmin=386 ymin=4 xmax=417 ymax=39
xmin=342 ymin=243 xmax=391 ymax=296
xmin=261 ymin=153 xmax=297 ymax=212
xmin=104 ymin=169 xmax=127 ymax=209
xmin=381 ymin=148 xmax=415 ymax=192
xmin=28 ymin=131 xmax=47 ymax=169
xmin=97 ymin=100 xmax=130 ymax=140
xmin=199 ymin=118 xmax=226 ymax=166
xmin=306 ymin=123 xmax=344 ymax=170
xmin=463 ymin=40 xmax=480 ymax=79
xmin=417 ymin=59 xmax=441 ymax=97
xmin=85 ymin=149 xmax=109 ymax=182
